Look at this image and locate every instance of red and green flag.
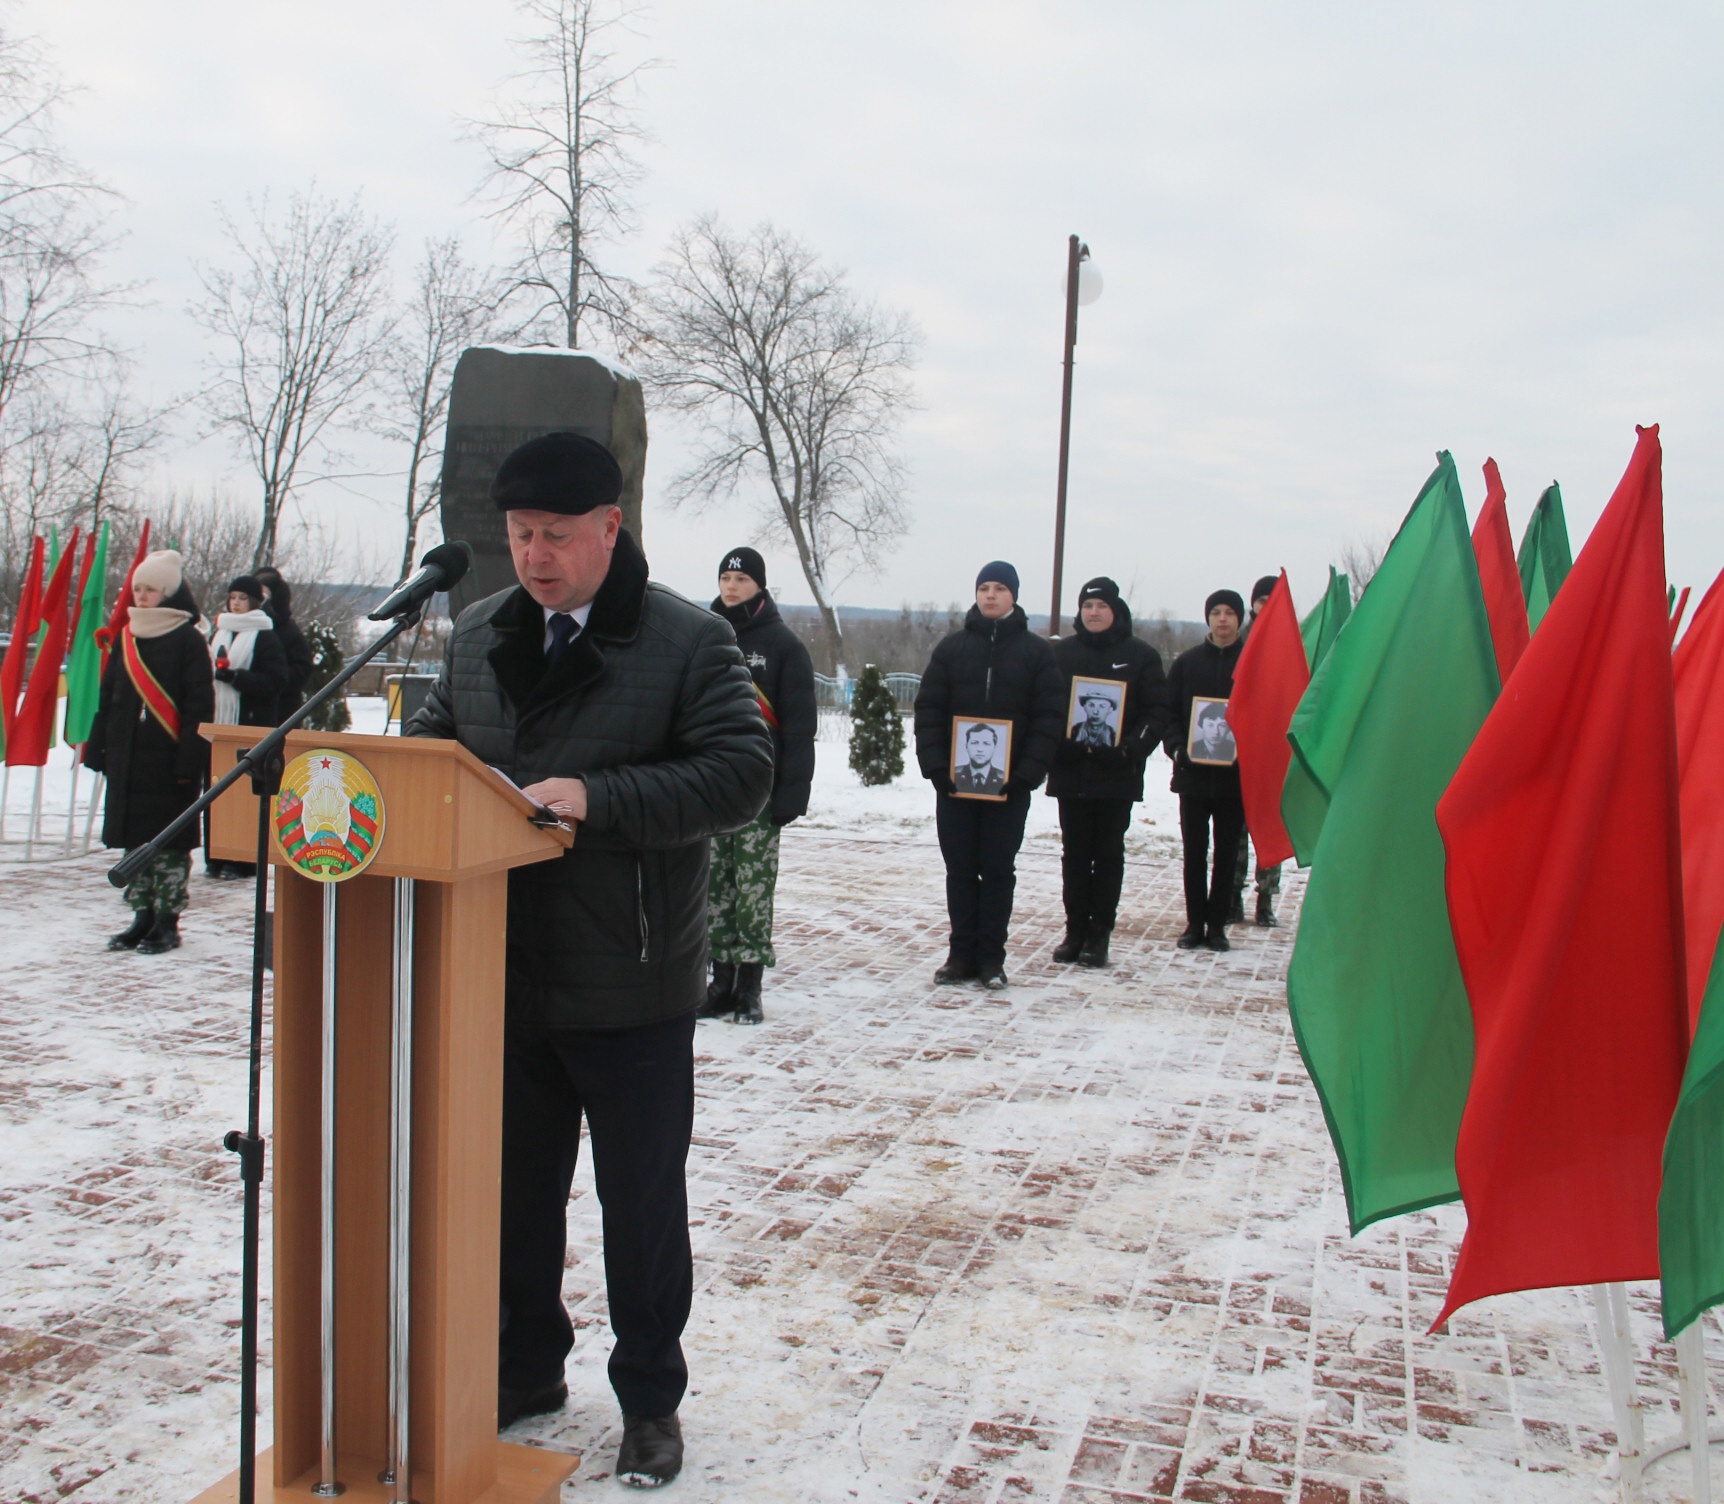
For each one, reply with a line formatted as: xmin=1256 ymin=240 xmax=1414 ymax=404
xmin=1662 ymin=924 xmax=1724 ymax=1338
xmin=1 ymin=535 xmax=46 ymax=758
xmin=95 ymin=520 xmax=151 ymax=663
xmin=1284 ymin=452 xmax=1499 ymax=1232
xmin=1673 ymin=566 xmax=1724 ymax=1034
xmin=9 ymin=527 xmax=80 ymax=767
xmin=1284 ymin=566 xmax=1354 ymax=866
xmin=1517 ymin=482 xmax=1572 ymax=632
xmin=63 ymin=523 xmax=109 ymax=747
xmin=1435 ymin=426 xmax=1686 ymax=1326
xmin=1472 ymin=458 xmax=1529 ymax=685
xmin=1229 ymin=571 xmax=1306 ymax=869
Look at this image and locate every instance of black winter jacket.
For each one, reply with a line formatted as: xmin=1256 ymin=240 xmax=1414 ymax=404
xmin=405 ymin=530 xmax=774 ymax=1029
xmin=1164 ymin=636 xmax=1244 ymax=798
xmin=1045 ymin=610 xmax=1171 ymax=803
xmin=265 ymin=605 xmax=314 ymax=711
xmin=712 ymin=591 xmax=817 ymax=824
xmin=913 ymin=605 xmax=1065 ymax=792
xmin=84 ymin=620 xmax=216 ymax=851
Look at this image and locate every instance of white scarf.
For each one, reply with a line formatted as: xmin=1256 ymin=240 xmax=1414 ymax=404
xmin=209 ymin=609 xmax=274 ymax=723
xmin=127 ymin=606 xmax=193 ymax=640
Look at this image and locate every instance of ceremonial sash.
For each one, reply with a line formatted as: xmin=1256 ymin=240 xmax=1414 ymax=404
xmin=753 ymin=684 xmax=780 ymax=730
xmin=122 ymin=630 xmax=180 ymax=738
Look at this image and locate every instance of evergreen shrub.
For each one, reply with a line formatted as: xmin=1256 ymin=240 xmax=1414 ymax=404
xmin=848 ymin=663 xmax=904 ymax=786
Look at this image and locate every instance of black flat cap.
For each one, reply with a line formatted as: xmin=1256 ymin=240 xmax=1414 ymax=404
xmin=491 ymin=431 xmax=624 ymax=516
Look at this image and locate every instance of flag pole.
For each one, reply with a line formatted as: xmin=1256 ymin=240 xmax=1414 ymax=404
xmin=1592 ymin=1283 xmax=1647 ymax=1503
xmin=0 ymin=764 xmax=9 ymax=841
xmin=64 ymin=756 xmax=80 ymax=856
xmin=1679 ymin=1322 xmax=1713 ymax=1504
xmin=83 ymin=771 xmax=103 ymax=852
xmin=24 ymin=768 xmax=42 ymax=861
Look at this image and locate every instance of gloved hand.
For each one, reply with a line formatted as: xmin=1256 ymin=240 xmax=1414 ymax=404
xmin=214 ymin=666 xmax=236 ymax=683
xmin=1087 ymin=743 xmax=1128 ymax=768
xmin=931 ymin=772 xmax=955 ymax=796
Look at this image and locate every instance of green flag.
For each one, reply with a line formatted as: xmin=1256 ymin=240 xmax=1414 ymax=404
xmin=1661 ymin=926 xmax=1724 ymax=1338
xmin=1299 ymin=566 xmax=1352 ymax=670
xmin=63 ymin=523 xmax=109 ymax=746
xmin=1517 ymin=482 xmax=1572 ymax=632
xmin=1284 ymin=453 xmax=1500 ymax=1233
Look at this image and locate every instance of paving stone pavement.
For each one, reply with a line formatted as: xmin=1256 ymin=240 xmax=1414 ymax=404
xmin=0 ymin=828 xmax=1718 ymax=1502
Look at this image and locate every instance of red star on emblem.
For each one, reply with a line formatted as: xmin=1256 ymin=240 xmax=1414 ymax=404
xmin=319 ymin=757 xmax=333 ymax=769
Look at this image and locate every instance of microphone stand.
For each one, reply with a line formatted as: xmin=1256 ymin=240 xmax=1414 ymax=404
xmin=108 ymin=605 xmax=425 ymax=1504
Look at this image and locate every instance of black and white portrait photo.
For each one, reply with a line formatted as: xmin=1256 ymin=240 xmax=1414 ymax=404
xmin=1067 ymin=676 xmax=1127 ymax=750
xmin=950 ymin=716 xmax=1014 ymax=800
xmin=1187 ymin=696 xmax=1237 ymax=766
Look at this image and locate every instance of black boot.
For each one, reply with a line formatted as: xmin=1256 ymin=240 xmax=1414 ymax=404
xmin=108 ymin=909 xmax=155 ymax=951
xmin=1078 ymin=930 xmax=1110 ymax=968
xmin=136 ymin=913 xmax=182 ymax=954
xmin=698 ymin=962 xmax=737 ymax=1018
xmin=1255 ymin=893 xmax=1279 ymax=927
xmin=1052 ymin=930 xmax=1085 ymax=963
xmin=1176 ymin=925 xmax=1204 ymax=950
xmin=731 ymin=963 xmax=765 ymax=1025
xmin=1204 ymin=928 xmax=1231 ymax=953
xmin=933 ymin=955 xmax=977 ymax=984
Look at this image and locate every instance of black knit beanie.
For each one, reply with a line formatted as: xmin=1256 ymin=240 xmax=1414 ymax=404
xmin=1251 ymin=575 xmax=1278 ymax=607
xmin=976 ymin=560 xmax=1019 ymax=598
xmin=718 ymin=546 xmax=767 ymax=589
xmin=227 ymin=575 xmax=264 ymax=605
xmin=1205 ymin=588 xmax=1245 ymax=621
xmin=1078 ymin=576 xmax=1123 ymax=613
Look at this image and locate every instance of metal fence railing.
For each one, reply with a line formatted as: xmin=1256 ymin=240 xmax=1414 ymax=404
xmin=814 ymin=672 xmax=921 ymax=713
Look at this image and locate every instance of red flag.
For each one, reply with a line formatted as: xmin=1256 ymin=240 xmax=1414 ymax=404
xmin=1471 ymin=458 xmax=1529 ymax=685
xmin=95 ymin=519 xmax=151 ymax=664
xmin=1675 ymin=566 xmax=1724 ymax=1035
xmin=10 ymin=529 xmax=79 ymax=766
xmin=1 ymin=534 xmax=45 ymax=748
xmin=1434 ymin=426 xmax=1687 ymax=1326
xmin=1670 ymin=584 xmax=1692 ymax=645
xmin=1229 ymin=570 xmax=1307 ymax=868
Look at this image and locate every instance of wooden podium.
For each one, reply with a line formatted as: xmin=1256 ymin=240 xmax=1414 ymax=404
xmin=192 ymin=728 xmax=580 ymax=1504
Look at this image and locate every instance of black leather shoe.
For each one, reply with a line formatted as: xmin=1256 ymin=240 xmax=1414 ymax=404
xmin=697 ymin=962 xmax=737 ymax=1018
xmin=1176 ymin=926 xmax=1204 ymax=950
xmin=497 ymin=1377 xmax=567 ymax=1430
xmin=616 ymin=1412 xmax=683 ymax=1488
xmin=1052 ymin=932 xmax=1084 ymax=963
xmin=109 ymin=909 xmax=155 ymax=951
xmin=1204 ymin=929 xmax=1231 ymax=953
xmin=933 ymin=959 xmax=977 ymax=984
xmin=731 ymin=962 xmax=764 ymax=1025
xmin=136 ymin=914 xmax=182 ymax=954
xmin=977 ymin=966 xmax=1008 ymax=990
xmin=1078 ymin=933 xmax=1110 ymax=968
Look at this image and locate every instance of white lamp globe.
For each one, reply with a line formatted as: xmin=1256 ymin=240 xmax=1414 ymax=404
xmin=1076 ymin=258 xmax=1104 ymax=306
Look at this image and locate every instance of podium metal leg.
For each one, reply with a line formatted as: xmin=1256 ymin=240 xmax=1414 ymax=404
xmin=313 ymin=883 xmax=344 ymax=1497
xmin=384 ymin=878 xmax=416 ymax=1504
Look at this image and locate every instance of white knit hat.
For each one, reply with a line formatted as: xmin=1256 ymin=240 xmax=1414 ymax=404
xmin=130 ymin=549 xmax=183 ymax=597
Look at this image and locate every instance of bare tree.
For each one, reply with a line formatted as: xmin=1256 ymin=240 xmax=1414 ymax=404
xmin=1338 ymin=535 xmax=1388 ymax=603
xmin=376 ymin=236 xmax=500 ymax=580
xmin=641 ymin=216 xmax=921 ymax=675
xmin=188 ymin=185 xmax=396 ymax=570
xmin=467 ymin=0 xmax=651 ymax=348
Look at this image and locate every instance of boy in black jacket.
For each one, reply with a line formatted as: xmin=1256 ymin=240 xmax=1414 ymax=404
xmin=913 ymin=561 xmax=1065 ymax=988
xmin=1046 ymin=577 xmax=1171 ymax=967
xmin=700 ymin=547 xmax=817 ymax=1024
xmin=1165 ymin=589 xmax=1246 ymax=952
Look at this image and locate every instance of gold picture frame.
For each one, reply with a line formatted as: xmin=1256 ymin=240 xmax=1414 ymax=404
xmin=1067 ymin=676 xmax=1128 ymax=749
xmin=1187 ymin=696 xmax=1237 ymax=767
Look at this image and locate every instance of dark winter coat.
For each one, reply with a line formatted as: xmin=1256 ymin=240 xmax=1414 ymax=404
xmin=1164 ymin=636 xmax=1245 ymax=798
xmin=405 ymin=530 xmax=775 ymax=1030
xmin=83 ymin=620 xmax=217 ymax=851
xmin=913 ymin=605 xmax=1065 ymax=792
xmin=1045 ymin=609 xmax=1171 ymax=803
xmin=712 ymin=590 xmax=817 ymax=825
xmin=265 ymin=605 xmax=314 ymax=711
xmin=210 ymin=617 xmax=292 ymax=727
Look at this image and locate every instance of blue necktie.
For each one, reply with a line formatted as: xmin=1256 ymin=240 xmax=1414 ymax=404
xmin=546 ymin=612 xmax=577 ymax=663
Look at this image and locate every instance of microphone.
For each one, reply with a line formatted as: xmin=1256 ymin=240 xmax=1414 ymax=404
xmin=368 ymin=541 xmax=473 ymax=621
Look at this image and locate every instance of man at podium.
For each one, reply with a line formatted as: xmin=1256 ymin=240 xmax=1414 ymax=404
xmin=407 ymin=432 xmax=773 ymax=1488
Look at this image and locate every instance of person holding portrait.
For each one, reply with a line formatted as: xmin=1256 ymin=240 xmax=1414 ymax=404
xmin=913 ymin=561 xmax=1064 ymax=989
xmin=1164 ymin=587 xmax=1247 ymax=952
xmin=1046 ymin=576 xmax=1170 ymax=967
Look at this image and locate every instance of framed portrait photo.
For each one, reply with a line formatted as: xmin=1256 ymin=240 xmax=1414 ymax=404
xmin=1068 ymin=676 xmax=1128 ymax=750
xmin=1187 ymin=696 xmax=1237 ymax=766
xmin=950 ymin=715 xmax=1013 ymax=801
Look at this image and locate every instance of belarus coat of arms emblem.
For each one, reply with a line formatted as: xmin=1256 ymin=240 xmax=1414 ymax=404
xmin=273 ymin=748 xmax=386 ymax=881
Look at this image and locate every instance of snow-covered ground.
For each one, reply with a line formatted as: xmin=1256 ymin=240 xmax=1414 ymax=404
xmin=0 ymin=708 xmax=1716 ymax=1503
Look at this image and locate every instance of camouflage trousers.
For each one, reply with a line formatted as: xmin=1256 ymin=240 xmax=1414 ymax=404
xmin=123 ymin=849 xmax=191 ymax=916
xmin=707 ymin=812 xmax=782 ymax=967
xmin=1233 ymin=827 xmax=1283 ymax=897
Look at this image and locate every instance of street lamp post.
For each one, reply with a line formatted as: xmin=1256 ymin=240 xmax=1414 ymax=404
xmin=1048 ymin=234 xmax=1102 ymax=637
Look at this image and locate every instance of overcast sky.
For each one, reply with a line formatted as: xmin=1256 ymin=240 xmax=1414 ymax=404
xmin=22 ymin=0 xmax=1724 ymax=621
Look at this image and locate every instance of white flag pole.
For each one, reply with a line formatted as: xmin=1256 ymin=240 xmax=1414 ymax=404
xmin=1679 ymin=1321 xmax=1713 ymax=1504
xmin=64 ymin=754 xmax=80 ymax=856
xmin=0 ymin=763 xmax=9 ymax=841
xmin=24 ymin=767 xmax=42 ymax=861
xmin=83 ymin=770 xmax=103 ymax=852
xmin=1592 ymin=1283 xmax=1647 ymax=1504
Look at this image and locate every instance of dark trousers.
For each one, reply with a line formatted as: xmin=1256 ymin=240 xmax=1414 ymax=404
xmin=1057 ymin=797 xmax=1133 ymax=936
xmin=935 ymin=788 xmax=1032 ymax=969
xmin=1178 ymin=791 xmax=1246 ymax=934
xmin=499 ymin=1011 xmax=696 ymax=1418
